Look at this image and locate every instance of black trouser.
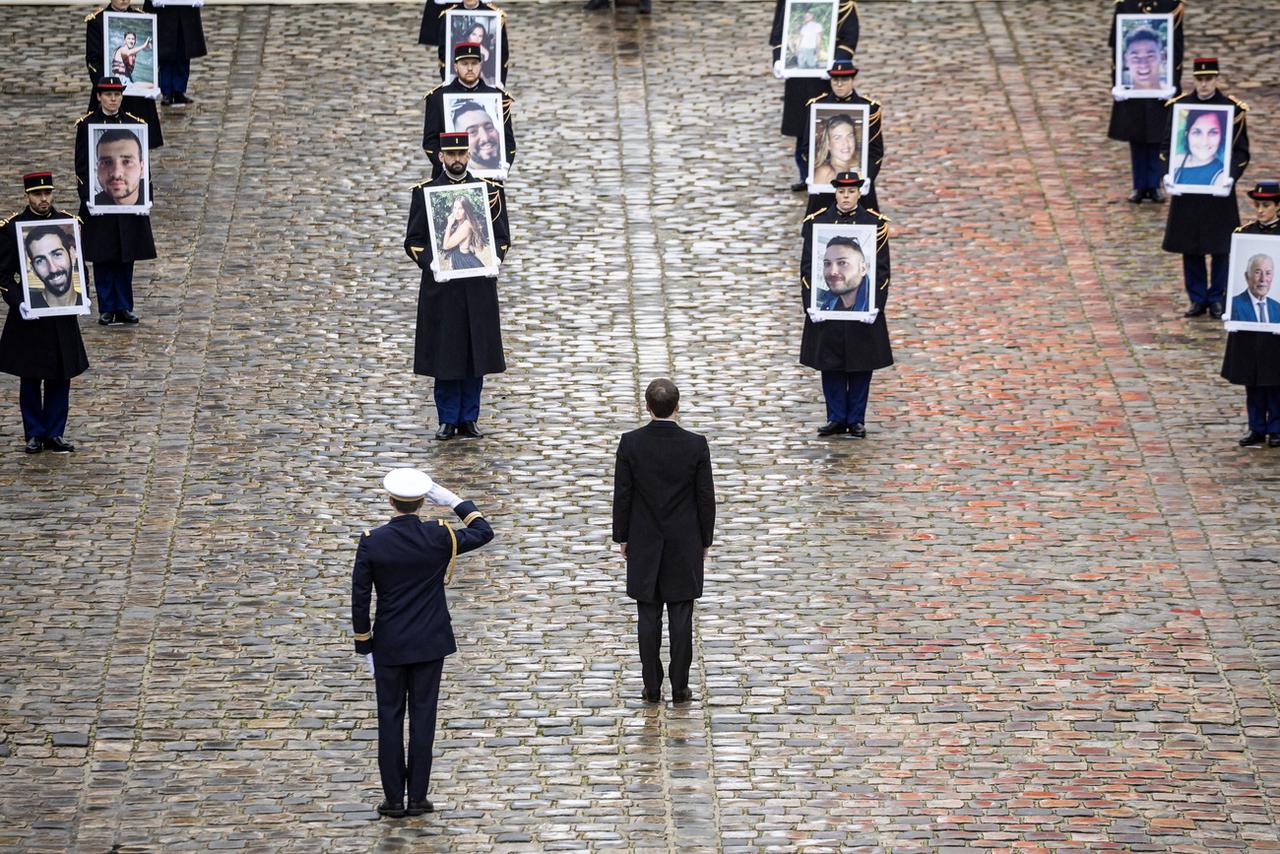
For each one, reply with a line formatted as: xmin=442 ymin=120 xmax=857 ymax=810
xmin=374 ymin=658 xmax=443 ymax=803
xmin=637 ymin=599 xmax=694 ymax=694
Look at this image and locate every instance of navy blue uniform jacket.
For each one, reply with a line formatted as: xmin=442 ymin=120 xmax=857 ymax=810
xmin=352 ymin=500 xmax=494 ymax=666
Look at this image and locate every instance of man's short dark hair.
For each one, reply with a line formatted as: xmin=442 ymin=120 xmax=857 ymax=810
xmin=22 ymin=224 xmax=72 ymax=255
xmin=391 ymin=496 xmax=425 ymax=514
xmin=645 ymin=378 xmax=679 ymax=419
xmin=96 ymin=129 xmax=143 ymax=158
xmin=451 ymin=100 xmax=489 ymax=124
xmin=824 ymin=235 xmax=866 ymax=260
xmin=1123 ymin=27 xmax=1163 ymax=52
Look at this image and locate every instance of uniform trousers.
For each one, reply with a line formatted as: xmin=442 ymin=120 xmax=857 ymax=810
xmin=793 ymin=138 xmax=807 ymax=181
xmin=1129 ymin=141 xmax=1163 ymax=191
xmin=637 ymin=599 xmax=694 ymax=694
xmin=93 ymin=261 xmax=135 ymax=313
xmin=1245 ymin=386 xmax=1280 ymax=434
xmin=1183 ymin=254 xmax=1229 ymax=306
xmin=374 ymin=657 xmax=444 ymax=804
xmin=433 ymin=376 xmax=483 ymax=424
xmin=160 ymin=57 xmax=192 ymax=96
xmin=19 ymin=378 xmax=70 ymax=440
xmin=821 ymin=369 xmax=872 ymax=424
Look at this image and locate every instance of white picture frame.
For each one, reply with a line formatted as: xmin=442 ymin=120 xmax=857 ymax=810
xmin=444 ymin=9 xmax=503 ymax=86
xmin=16 ymin=219 xmax=91 ymax=318
xmin=423 ymin=182 xmax=500 ymax=281
xmin=807 ymin=103 xmax=869 ymax=194
xmin=150 ymin=0 xmax=204 ymax=7
xmin=1114 ymin=13 xmax=1174 ymax=99
xmin=781 ymin=0 xmax=838 ymax=79
xmin=1224 ymin=233 xmax=1280 ymax=333
xmin=103 ymin=11 xmax=159 ymax=99
xmin=1166 ymin=102 xmax=1235 ymax=196
xmin=87 ymin=123 xmax=152 ymax=216
xmin=442 ymin=92 xmax=506 ymax=178
xmin=809 ymin=223 xmax=877 ymax=322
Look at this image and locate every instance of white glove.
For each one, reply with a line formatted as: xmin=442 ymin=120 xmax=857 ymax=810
xmin=806 ymin=306 xmax=825 ymax=323
xmin=365 ymin=653 xmax=375 ymax=677
xmin=426 ymin=482 xmax=463 ymax=509
xmin=1162 ymin=174 xmax=1175 ymax=190
xmin=429 ymin=258 xmax=441 ymax=275
xmin=859 ymin=313 xmax=877 ymax=324
xmin=772 ymin=59 xmax=784 ymax=80
xmin=1216 ymin=175 xmax=1235 ymax=189
xmin=1111 ymin=85 xmax=1131 ymax=102
xmin=496 ymin=164 xmax=510 ymax=181
xmin=1158 ymin=86 xmax=1177 ymax=100
xmin=861 ymin=177 xmax=872 ymax=193
xmin=18 ymin=303 xmax=33 ymax=320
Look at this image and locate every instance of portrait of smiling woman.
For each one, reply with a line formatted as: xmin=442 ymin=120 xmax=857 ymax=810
xmin=1173 ymin=108 xmax=1229 ymax=185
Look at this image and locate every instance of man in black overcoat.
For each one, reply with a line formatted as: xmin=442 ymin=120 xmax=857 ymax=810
xmin=771 ymin=0 xmax=858 ymax=191
xmin=144 ymin=0 xmax=207 ymax=105
xmin=419 ymin=0 xmax=508 ymax=86
xmin=352 ymin=467 xmax=494 ymax=818
xmin=76 ymin=78 xmax=157 ymax=326
xmin=799 ymin=59 xmax=884 ymax=215
xmin=0 ymin=173 xmax=90 ymax=454
xmin=801 ymin=171 xmax=892 ymax=437
xmin=1161 ymin=58 xmax=1250 ymax=318
xmin=422 ymin=43 xmax=516 ymax=181
xmin=612 ymin=378 xmax=716 ymax=704
xmin=1222 ymin=181 xmax=1280 ymax=448
xmin=85 ymin=0 xmax=164 ymax=147
xmin=1108 ymin=0 xmax=1182 ymax=202
xmin=404 ymin=132 xmax=510 ymax=440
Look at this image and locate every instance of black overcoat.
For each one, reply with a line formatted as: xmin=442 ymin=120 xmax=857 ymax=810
xmin=75 ymin=109 xmax=157 ymax=264
xmin=612 ymin=420 xmax=716 ymax=604
xmin=0 ymin=207 xmax=90 ymax=381
xmin=1221 ymin=218 xmax=1280 ymax=387
xmin=799 ymin=203 xmax=893 ymax=372
xmin=404 ymin=171 xmax=510 ymax=379
xmin=800 ymin=86 xmax=884 ymax=213
xmin=85 ymin=6 xmax=165 ymax=147
xmin=421 ymin=78 xmax=516 ymax=177
xmin=143 ymin=1 xmax=207 ymax=63
xmin=771 ymin=0 xmax=858 ymax=138
xmin=1106 ymin=0 xmax=1183 ymax=145
xmin=419 ymin=0 xmax=509 ymax=86
xmin=1161 ymin=91 xmax=1250 ymax=255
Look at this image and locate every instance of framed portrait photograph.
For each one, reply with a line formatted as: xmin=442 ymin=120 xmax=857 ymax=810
xmin=87 ymin=123 xmax=151 ymax=215
xmin=442 ymin=92 xmax=506 ymax=178
xmin=807 ymin=103 xmax=869 ymax=193
xmin=103 ymin=11 xmax=159 ymax=98
xmin=444 ymin=9 xmax=502 ymax=85
xmin=423 ymin=182 xmax=500 ymax=281
xmin=1166 ymin=103 xmax=1235 ymax=195
xmin=1223 ymin=233 xmax=1280 ymax=333
xmin=150 ymin=0 xmax=204 ymax=7
xmin=809 ymin=223 xmax=877 ymax=322
xmin=1114 ymin=13 xmax=1174 ymax=98
xmin=15 ymin=219 xmax=91 ymax=318
xmin=781 ymin=0 xmax=838 ymax=78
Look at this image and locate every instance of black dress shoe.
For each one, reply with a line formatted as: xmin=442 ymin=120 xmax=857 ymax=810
xmin=377 ymin=800 xmax=406 ymax=818
xmin=1183 ymin=302 xmax=1209 ymax=318
xmin=435 ymin=423 xmax=457 ymax=440
xmin=457 ymin=420 xmax=483 ymax=438
xmin=173 ymin=92 xmax=194 ymax=105
xmin=1149 ymin=186 xmax=1167 ymax=203
xmin=406 ymin=799 xmax=434 ymax=816
xmin=161 ymin=93 xmax=174 ymax=106
xmin=116 ymin=309 xmax=140 ymax=324
xmin=1269 ymin=434 xmax=1280 ymax=448
xmin=1209 ymin=301 xmax=1225 ymax=319
xmin=24 ymin=437 xmax=42 ymax=454
xmin=44 ymin=436 xmax=75 ymax=453
xmin=1239 ymin=431 xmax=1266 ymax=448
xmin=848 ymin=422 xmax=867 ymax=438
xmin=642 ymin=689 xmax=660 ymax=703
xmin=99 ymin=311 xmax=118 ymax=326
xmin=1128 ymin=189 xmax=1146 ymax=203
xmin=637 ymin=0 xmax=651 ymax=12
xmin=790 ymin=180 xmax=808 ymax=192
xmin=671 ymin=689 xmax=693 ymax=704
xmin=583 ymin=0 xmax=609 ymax=9
xmin=817 ymin=421 xmax=846 ymax=436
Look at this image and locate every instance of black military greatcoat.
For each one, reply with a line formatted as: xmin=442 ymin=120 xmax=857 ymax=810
xmin=75 ymin=108 xmax=157 ymax=264
xmin=421 ymin=78 xmax=516 ymax=176
xmin=1107 ymin=0 xmax=1183 ymax=145
xmin=800 ymin=86 xmax=885 ymax=213
xmin=418 ymin=0 xmax=509 ymax=86
xmin=404 ymin=172 xmax=510 ymax=379
xmin=799 ymin=203 xmax=893 ymax=372
xmin=770 ymin=0 xmax=858 ymax=138
xmin=1221 ymin=218 xmax=1280 ymax=388
xmin=1161 ymin=90 xmax=1250 ymax=255
xmin=0 ymin=207 xmax=90 ymax=381
xmin=143 ymin=0 xmax=207 ymax=63
xmin=84 ymin=5 xmax=164 ymax=148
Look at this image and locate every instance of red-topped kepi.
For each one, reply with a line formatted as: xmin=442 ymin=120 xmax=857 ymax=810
xmin=438 ymin=132 xmax=470 ymax=152
xmin=95 ymin=75 xmax=125 ymax=92
xmin=1247 ymin=181 xmax=1280 ymax=201
xmin=454 ymin=42 xmax=483 ymax=62
xmin=22 ymin=171 xmax=54 ymax=193
xmin=832 ymin=171 xmax=863 ymax=188
xmin=1192 ymin=57 xmax=1220 ymax=76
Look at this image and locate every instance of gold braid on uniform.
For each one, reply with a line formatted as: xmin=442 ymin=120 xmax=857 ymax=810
xmin=462 ymin=511 xmax=483 ymax=526
xmin=353 ymin=630 xmax=373 ymax=641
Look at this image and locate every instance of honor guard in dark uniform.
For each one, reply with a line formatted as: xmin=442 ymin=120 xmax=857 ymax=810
xmin=76 ymin=78 xmax=157 ymax=326
xmin=419 ymin=0 xmax=509 ymax=86
xmin=405 ymin=132 xmax=510 ymax=440
xmin=143 ymin=0 xmax=207 ymax=105
xmin=771 ymin=0 xmax=858 ymax=191
xmin=422 ymin=43 xmax=516 ymax=181
xmin=352 ymin=467 xmax=494 ymax=818
xmin=0 ymin=173 xmax=90 ymax=454
xmin=799 ymin=59 xmax=883 ymax=215
xmin=800 ymin=171 xmax=892 ymax=437
xmin=1221 ymin=181 xmax=1280 ymax=448
xmin=1161 ymin=58 xmax=1250 ymax=318
xmin=85 ymin=0 xmax=164 ymax=148
xmin=1108 ymin=0 xmax=1182 ymax=202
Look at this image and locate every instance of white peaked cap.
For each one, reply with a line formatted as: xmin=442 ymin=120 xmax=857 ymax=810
xmin=383 ymin=467 xmax=434 ymax=501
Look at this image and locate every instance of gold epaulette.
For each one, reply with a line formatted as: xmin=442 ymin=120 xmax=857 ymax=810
xmin=412 ymin=179 xmax=431 ymax=190
xmin=71 ymin=214 xmax=83 ymax=225
xmin=85 ymin=7 xmax=102 ymax=21
xmin=1164 ymin=92 xmax=1188 ymax=108
xmin=423 ymin=84 xmax=442 ymax=100
xmin=865 ymin=206 xmax=890 ymax=222
xmin=74 ymin=111 xmax=94 ymax=126
xmin=805 ymin=94 xmax=824 ymax=107
xmin=868 ymin=97 xmax=881 ymax=108
xmin=1228 ymin=95 xmax=1249 ymax=112
xmin=803 ymin=206 xmax=828 ymax=223
xmin=124 ymin=112 xmax=144 ymax=123
xmin=363 ymin=529 xmax=371 ymax=537
xmin=0 ymin=211 xmax=17 ymax=228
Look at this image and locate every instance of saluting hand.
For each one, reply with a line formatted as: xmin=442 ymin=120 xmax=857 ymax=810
xmin=427 ymin=482 xmax=463 ymax=508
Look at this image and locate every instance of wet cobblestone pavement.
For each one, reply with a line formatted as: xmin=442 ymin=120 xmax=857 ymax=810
xmin=3 ymin=0 xmax=1280 ymax=850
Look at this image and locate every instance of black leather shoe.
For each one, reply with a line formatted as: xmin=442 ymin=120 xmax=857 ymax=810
xmin=435 ymin=423 xmax=457 ymax=440
xmin=1239 ymin=431 xmax=1266 ymax=448
xmin=1209 ymin=302 xmax=1225 ymax=319
xmin=161 ymin=94 xmax=174 ymax=106
xmin=1269 ymin=434 xmax=1280 ymax=448
xmin=457 ymin=420 xmax=483 ymax=438
xmin=671 ymin=689 xmax=693 ymax=704
xmin=583 ymin=0 xmax=609 ymax=9
xmin=1127 ymin=189 xmax=1145 ymax=203
xmin=44 ymin=436 xmax=75 ymax=453
xmin=642 ymin=689 xmax=660 ymax=703
xmin=1149 ymin=186 xmax=1167 ymax=203
xmin=173 ymin=92 xmax=194 ymax=105
xmin=848 ymin=422 xmax=867 ymax=438
xmin=98 ymin=311 xmax=118 ymax=326
xmin=377 ymin=800 xmax=406 ymax=818
xmin=637 ymin=0 xmax=651 ymax=12
xmin=1183 ymin=302 xmax=1209 ymax=318
xmin=790 ymin=180 xmax=808 ymax=192
xmin=24 ymin=437 xmax=42 ymax=454
xmin=117 ymin=309 xmax=140 ymax=324
xmin=817 ymin=421 xmax=846 ymax=436
xmin=406 ymin=799 xmax=434 ymax=816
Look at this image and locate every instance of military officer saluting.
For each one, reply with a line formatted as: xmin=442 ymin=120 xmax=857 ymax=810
xmin=799 ymin=59 xmax=884 ymax=214
xmin=422 ymin=43 xmax=516 ymax=181
xmin=800 ymin=171 xmax=892 ymax=438
xmin=418 ymin=0 xmax=509 ymax=86
xmin=352 ymin=467 xmax=494 ymax=817
xmin=405 ymin=132 xmax=510 ymax=440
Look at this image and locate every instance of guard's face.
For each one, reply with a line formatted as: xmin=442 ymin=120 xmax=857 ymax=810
xmin=828 ymin=123 xmax=856 ymax=163
xmin=1124 ymin=40 xmax=1164 ymax=88
xmin=1255 ymin=199 xmax=1280 ymax=222
xmin=1193 ymin=75 xmax=1218 ymax=98
xmin=1187 ymin=114 xmax=1222 ymax=162
xmin=98 ymin=90 xmax=124 ymax=113
xmin=26 ymin=189 xmax=53 ymax=215
xmin=109 ymin=0 xmax=130 ymax=10
xmin=441 ymin=148 xmax=470 ymax=176
xmin=455 ymin=57 xmax=481 ymax=85
xmin=28 ymin=233 xmax=74 ymax=296
xmin=834 ymin=185 xmax=861 ymax=212
xmin=1246 ymin=257 xmax=1274 ymax=299
xmin=96 ymin=138 xmax=144 ymax=204
xmin=830 ymin=76 xmax=855 ymax=98
xmin=458 ymin=108 xmax=500 ymax=168
xmin=823 ymin=244 xmax=866 ymax=295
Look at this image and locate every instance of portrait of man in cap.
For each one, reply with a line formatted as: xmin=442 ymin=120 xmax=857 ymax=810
xmin=18 ymin=222 xmax=87 ymax=313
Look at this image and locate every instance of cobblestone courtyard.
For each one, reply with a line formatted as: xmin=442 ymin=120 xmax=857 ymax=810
xmin=3 ymin=0 xmax=1280 ymax=850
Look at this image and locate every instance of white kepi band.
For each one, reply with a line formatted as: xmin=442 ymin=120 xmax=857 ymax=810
xmin=383 ymin=467 xmax=434 ymax=501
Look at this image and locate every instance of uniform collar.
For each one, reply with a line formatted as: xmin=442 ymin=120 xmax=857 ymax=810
xmin=24 ymin=206 xmax=55 ymax=219
xmin=389 ymin=513 xmax=419 ymax=523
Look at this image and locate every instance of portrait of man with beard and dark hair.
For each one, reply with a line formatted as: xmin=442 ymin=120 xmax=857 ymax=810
xmin=91 ymin=127 xmax=149 ymax=209
xmin=19 ymin=222 xmax=85 ymax=312
xmin=815 ymin=235 xmax=870 ymax=312
xmin=445 ymin=96 xmax=503 ymax=172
